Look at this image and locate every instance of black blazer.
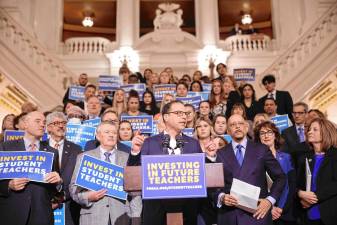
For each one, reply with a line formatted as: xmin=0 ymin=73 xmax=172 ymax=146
xmin=43 ymin=139 xmax=82 ymax=225
xmin=297 ymin=147 xmax=337 ymax=225
xmin=225 ymin=91 xmax=241 ymax=118
xmin=282 ymin=126 xmax=300 ymax=153
xmin=0 ymin=140 xmax=60 ymax=225
xmin=259 ymin=90 xmax=294 ymax=122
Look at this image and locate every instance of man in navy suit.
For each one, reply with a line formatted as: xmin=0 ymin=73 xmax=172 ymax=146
xmin=44 ymin=112 xmax=82 ymax=225
xmin=258 ymin=74 xmax=294 ymax=122
xmin=128 ymin=100 xmax=204 ymax=225
xmin=216 ymin=114 xmax=286 ymax=225
xmin=0 ymin=111 xmax=62 ymax=225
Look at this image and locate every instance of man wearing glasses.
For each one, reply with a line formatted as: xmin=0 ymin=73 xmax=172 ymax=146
xmin=83 ymin=109 xmax=131 ymax=153
xmin=281 ymin=102 xmax=309 ymax=165
xmin=45 ymin=112 xmax=82 ymax=225
xmin=128 ymin=100 xmax=206 ymax=225
xmin=216 ymin=114 xmax=286 ymax=225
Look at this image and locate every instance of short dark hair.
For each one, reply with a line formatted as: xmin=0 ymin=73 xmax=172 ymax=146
xmin=162 ymin=100 xmax=184 ymax=116
xmin=128 ymin=89 xmax=139 ymax=99
xmin=254 ymin=121 xmax=284 ymax=149
xmin=176 ymin=81 xmax=188 ymax=90
xmin=262 ymin=74 xmax=276 ymax=85
xmin=85 ymin=84 xmax=96 ymax=91
xmin=264 ymin=97 xmax=277 ymax=105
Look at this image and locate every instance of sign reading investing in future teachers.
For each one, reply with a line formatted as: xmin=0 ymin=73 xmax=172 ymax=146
xmin=0 ymin=151 xmax=54 ymax=182
xmin=75 ymin=154 xmax=127 ymax=200
xmin=141 ymin=153 xmax=207 ymax=199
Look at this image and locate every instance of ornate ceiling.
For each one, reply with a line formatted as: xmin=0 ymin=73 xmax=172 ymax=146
xmin=63 ymin=0 xmax=272 ymax=41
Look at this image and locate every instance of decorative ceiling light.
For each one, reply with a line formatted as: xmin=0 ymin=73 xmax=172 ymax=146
xmin=82 ymin=12 xmax=94 ymax=27
xmin=241 ymin=14 xmax=253 ymax=25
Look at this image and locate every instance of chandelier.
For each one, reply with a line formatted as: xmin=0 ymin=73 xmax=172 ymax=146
xmin=241 ymin=14 xmax=253 ymax=25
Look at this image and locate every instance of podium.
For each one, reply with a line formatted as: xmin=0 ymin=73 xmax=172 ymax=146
xmin=124 ymin=163 xmax=224 ymax=225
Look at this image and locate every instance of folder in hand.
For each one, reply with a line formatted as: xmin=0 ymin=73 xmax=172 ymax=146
xmin=305 ymin=158 xmax=312 ymax=191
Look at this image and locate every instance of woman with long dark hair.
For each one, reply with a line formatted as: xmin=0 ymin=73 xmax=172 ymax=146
xmin=140 ymin=90 xmax=159 ymax=116
xmin=239 ymin=83 xmax=260 ymax=121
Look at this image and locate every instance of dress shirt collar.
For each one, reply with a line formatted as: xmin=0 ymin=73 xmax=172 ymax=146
xmin=231 ymin=137 xmax=248 ymax=157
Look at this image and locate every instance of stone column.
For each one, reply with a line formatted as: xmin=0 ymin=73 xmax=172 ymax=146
xmin=116 ymin=0 xmax=135 ymax=47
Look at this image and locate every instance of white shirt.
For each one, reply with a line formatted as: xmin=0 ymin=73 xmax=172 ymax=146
xmin=99 ymin=146 xmax=117 ymax=164
xmin=268 ymin=90 xmax=277 ymax=100
xmin=164 ymin=131 xmax=182 ymax=155
xmin=49 ymin=138 xmax=65 ymax=166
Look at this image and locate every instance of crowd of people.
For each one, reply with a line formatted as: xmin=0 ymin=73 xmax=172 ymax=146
xmin=0 ymin=64 xmax=336 ymax=225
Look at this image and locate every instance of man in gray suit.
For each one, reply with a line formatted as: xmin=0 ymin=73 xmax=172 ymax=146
xmin=70 ymin=122 xmax=141 ymax=225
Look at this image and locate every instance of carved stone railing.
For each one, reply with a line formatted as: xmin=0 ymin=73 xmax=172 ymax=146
xmin=64 ymin=37 xmax=111 ymax=55
xmin=223 ymin=34 xmax=272 ymax=52
xmin=260 ymin=2 xmax=337 ymax=100
xmin=0 ymin=8 xmax=76 ymax=109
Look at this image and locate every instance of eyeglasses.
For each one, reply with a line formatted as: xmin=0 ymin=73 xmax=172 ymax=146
xmin=102 ymin=119 xmax=119 ymax=124
xmin=49 ymin=121 xmax=67 ymax=126
xmin=259 ymin=130 xmax=274 ymax=137
xmin=292 ymin=111 xmax=306 ymax=115
xmin=228 ymin=122 xmax=245 ymax=128
xmin=167 ymin=111 xmax=189 ymax=117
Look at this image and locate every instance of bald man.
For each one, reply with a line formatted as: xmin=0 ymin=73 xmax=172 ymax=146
xmin=216 ymin=114 xmax=286 ymax=225
xmin=0 ymin=111 xmax=62 ymax=225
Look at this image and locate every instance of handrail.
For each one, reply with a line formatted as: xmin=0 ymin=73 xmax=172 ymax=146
xmin=64 ymin=37 xmax=111 ymax=55
xmin=260 ymin=2 xmax=337 ymax=83
xmin=0 ymin=8 xmax=76 ymax=92
xmin=223 ymin=34 xmax=272 ymax=52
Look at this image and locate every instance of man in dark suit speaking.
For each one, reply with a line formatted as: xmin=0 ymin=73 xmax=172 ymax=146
xmin=128 ymin=100 xmax=205 ymax=225
xmin=0 ymin=111 xmax=62 ymax=225
xmin=216 ymin=114 xmax=286 ymax=225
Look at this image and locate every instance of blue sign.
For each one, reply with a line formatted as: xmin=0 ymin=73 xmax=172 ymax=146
xmin=182 ymin=128 xmax=194 ymax=137
xmin=0 ymin=151 xmax=54 ymax=182
xmin=152 ymin=120 xmax=159 ymax=136
xmin=187 ymin=92 xmax=209 ymax=101
xmin=120 ymin=115 xmax=153 ymax=134
xmin=120 ymin=141 xmax=132 ymax=148
xmin=75 ymin=154 xmax=127 ymax=200
xmin=142 ymin=153 xmax=207 ymax=199
xmin=271 ymin=115 xmax=290 ymax=132
xmin=233 ymin=68 xmax=256 ymax=81
xmin=3 ymin=130 xmax=48 ymax=142
xmin=202 ymin=84 xmax=212 ymax=92
xmin=153 ymin=84 xmax=177 ymax=101
xmin=54 ymin=203 xmax=65 ymax=225
xmin=69 ymin=86 xmax=85 ymax=101
xmin=83 ymin=118 xmax=101 ymax=128
xmin=223 ymin=134 xmax=232 ymax=143
xmin=120 ymin=84 xmax=146 ymax=97
xmin=176 ymin=96 xmax=202 ymax=110
xmin=98 ymin=75 xmax=121 ymax=91
xmin=66 ymin=124 xmax=96 ymax=150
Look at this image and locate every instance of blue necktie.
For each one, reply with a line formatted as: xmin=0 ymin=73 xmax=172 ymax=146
xmin=104 ymin=152 xmax=111 ymax=163
xmin=298 ymin=127 xmax=305 ymax=142
xmin=236 ymin=145 xmax=244 ymax=167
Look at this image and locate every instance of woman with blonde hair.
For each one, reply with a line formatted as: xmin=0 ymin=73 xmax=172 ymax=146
xmin=112 ymin=88 xmax=127 ymax=117
xmin=297 ymin=118 xmax=337 ymax=225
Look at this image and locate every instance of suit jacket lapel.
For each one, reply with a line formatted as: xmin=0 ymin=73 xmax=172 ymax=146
xmin=223 ymin=145 xmax=240 ymax=177
xmin=115 ymin=150 xmax=124 ymax=167
xmin=39 ymin=141 xmax=49 ymax=152
xmin=239 ymin=141 xmax=258 ymax=179
xmin=17 ymin=139 xmax=26 ymax=151
xmin=60 ymin=141 xmax=71 ymax=173
xmin=291 ymin=126 xmax=300 ymax=143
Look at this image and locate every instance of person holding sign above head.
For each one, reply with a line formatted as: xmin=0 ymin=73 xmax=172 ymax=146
xmin=0 ymin=111 xmax=62 ymax=225
xmin=70 ymin=122 xmax=142 ymax=225
xmin=44 ymin=112 xmax=82 ymax=225
xmin=128 ymin=100 xmax=214 ymax=225
xmin=215 ymin=114 xmax=286 ymax=225
xmin=296 ymin=118 xmax=337 ymax=225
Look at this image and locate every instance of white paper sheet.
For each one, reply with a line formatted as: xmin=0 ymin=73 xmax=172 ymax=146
xmin=305 ymin=158 xmax=312 ymax=191
xmin=230 ymin=178 xmax=261 ymax=213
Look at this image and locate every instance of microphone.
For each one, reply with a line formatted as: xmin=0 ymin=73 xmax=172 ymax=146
xmin=162 ymin=134 xmax=170 ymax=154
xmin=175 ymin=135 xmax=184 ymax=153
